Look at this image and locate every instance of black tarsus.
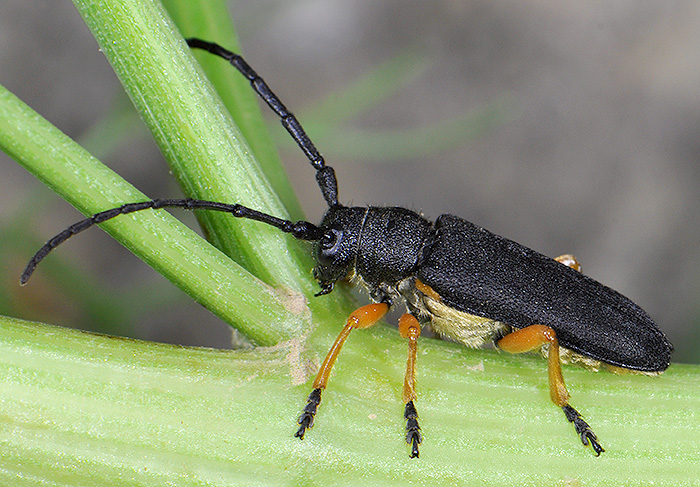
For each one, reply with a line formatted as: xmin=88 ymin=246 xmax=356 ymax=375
xmin=186 ymin=38 xmax=339 ymax=207
xmin=295 ymin=388 xmax=323 ymax=439
xmin=562 ymin=404 xmax=604 ymax=456
xmin=404 ymin=400 xmax=422 ymax=458
xmin=20 ymin=198 xmax=324 ymax=285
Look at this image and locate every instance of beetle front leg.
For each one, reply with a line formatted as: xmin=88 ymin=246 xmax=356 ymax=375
xmin=295 ymin=302 xmax=389 ymax=440
xmin=497 ymin=324 xmax=604 ymax=456
xmin=398 ymin=314 xmax=422 ymax=458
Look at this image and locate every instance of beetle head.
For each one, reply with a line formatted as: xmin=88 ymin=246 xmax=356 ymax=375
xmin=312 ymin=205 xmax=366 ymax=296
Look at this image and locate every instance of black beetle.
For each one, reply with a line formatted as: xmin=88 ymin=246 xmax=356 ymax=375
xmin=22 ymin=38 xmax=672 ymax=459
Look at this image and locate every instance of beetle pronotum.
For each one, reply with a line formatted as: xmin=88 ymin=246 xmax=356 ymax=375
xmin=22 ymin=38 xmax=672 ymax=458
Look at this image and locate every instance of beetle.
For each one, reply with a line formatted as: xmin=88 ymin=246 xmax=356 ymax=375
xmin=21 ymin=38 xmax=673 ymax=459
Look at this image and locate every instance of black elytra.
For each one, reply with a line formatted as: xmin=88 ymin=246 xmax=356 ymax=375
xmin=420 ymin=215 xmax=670 ymax=372
xmin=22 ymin=38 xmax=672 ymax=458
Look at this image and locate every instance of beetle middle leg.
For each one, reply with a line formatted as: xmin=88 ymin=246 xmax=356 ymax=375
xmin=295 ymin=302 xmax=389 ymax=439
xmin=398 ymin=313 xmax=423 ymax=458
xmin=497 ymin=324 xmax=604 ymax=455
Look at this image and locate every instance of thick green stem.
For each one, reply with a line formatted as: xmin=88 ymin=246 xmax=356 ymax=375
xmin=0 ymin=314 xmax=697 ymax=486
xmin=162 ymin=0 xmax=305 ymax=221
xmin=71 ymin=0 xmax=309 ymax=290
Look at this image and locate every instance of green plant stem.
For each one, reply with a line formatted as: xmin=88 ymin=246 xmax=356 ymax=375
xmin=0 ymin=83 xmax=305 ymax=345
xmin=0 ymin=314 xmax=697 ymax=486
xmin=162 ymin=0 xmax=305 ymax=221
xmin=68 ymin=0 xmax=354 ymax=335
xmin=72 ymin=0 xmax=308 ymax=291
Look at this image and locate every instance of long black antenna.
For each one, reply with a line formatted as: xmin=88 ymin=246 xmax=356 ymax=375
xmin=20 ymin=199 xmax=324 ymax=285
xmin=186 ymin=38 xmax=339 ymax=207
xmin=22 ymin=39 xmax=339 ymax=284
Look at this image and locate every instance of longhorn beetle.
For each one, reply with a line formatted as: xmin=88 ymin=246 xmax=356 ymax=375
xmin=22 ymin=38 xmax=672 ymax=458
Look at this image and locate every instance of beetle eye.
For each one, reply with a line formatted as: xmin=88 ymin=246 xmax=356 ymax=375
xmin=318 ymin=228 xmax=342 ymax=265
xmin=321 ymin=229 xmax=339 ymax=249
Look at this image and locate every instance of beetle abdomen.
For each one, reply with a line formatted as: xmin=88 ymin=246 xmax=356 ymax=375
xmin=417 ymin=215 xmax=672 ymax=372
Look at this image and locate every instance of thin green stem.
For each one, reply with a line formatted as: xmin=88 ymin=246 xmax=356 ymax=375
xmin=68 ymin=0 xmax=353 ymax=333
xmin=0 ymin=83 xmax=304 ymax=345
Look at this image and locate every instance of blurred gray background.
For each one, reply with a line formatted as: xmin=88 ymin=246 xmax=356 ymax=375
xmin=1 ymin=1 xmax=699 ymax=362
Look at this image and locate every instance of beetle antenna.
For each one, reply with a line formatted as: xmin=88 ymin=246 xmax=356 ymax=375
xmin=20 ymin=198 xmax=324 ymax=285
xmin=187 ymin=38 xmax=339 ymax=207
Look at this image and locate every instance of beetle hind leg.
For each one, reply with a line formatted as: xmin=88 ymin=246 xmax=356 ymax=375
xmin=496 ymin=324 xmax=604 ymax=455
xmin=563 ymin=404 xmax=604 ymax=455
xmin=399 ymin=314 xmax=423 ymax=458
xmin=295 ymin=303 xmax=389 ymax=440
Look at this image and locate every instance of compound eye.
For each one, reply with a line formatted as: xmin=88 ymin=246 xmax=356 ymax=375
xmin=318 ymin=228 xmax=342 ymax=265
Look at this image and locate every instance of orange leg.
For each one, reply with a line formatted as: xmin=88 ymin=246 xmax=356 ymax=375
xmin=557 ymin=253 xmax=603 ymax=453
xmin=497 ymin=324 xmax=604 ymax=455
xmin=295 ymin=303 xmax=389 ymax=440
xmin=399 ymin=314 xmax=422 ymax=458
xmin=554 ymin=253 xmax=581 ymax=272
xmin=498 ymin=324 xmax=570 ymax=406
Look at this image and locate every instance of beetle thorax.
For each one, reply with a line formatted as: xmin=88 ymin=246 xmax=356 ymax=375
xmin=313 ymin=206 xmax=433 ymax=300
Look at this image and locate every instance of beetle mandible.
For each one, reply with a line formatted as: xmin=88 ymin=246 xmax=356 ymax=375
xmin=22 ymin=38 xmax=673 ymax=458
